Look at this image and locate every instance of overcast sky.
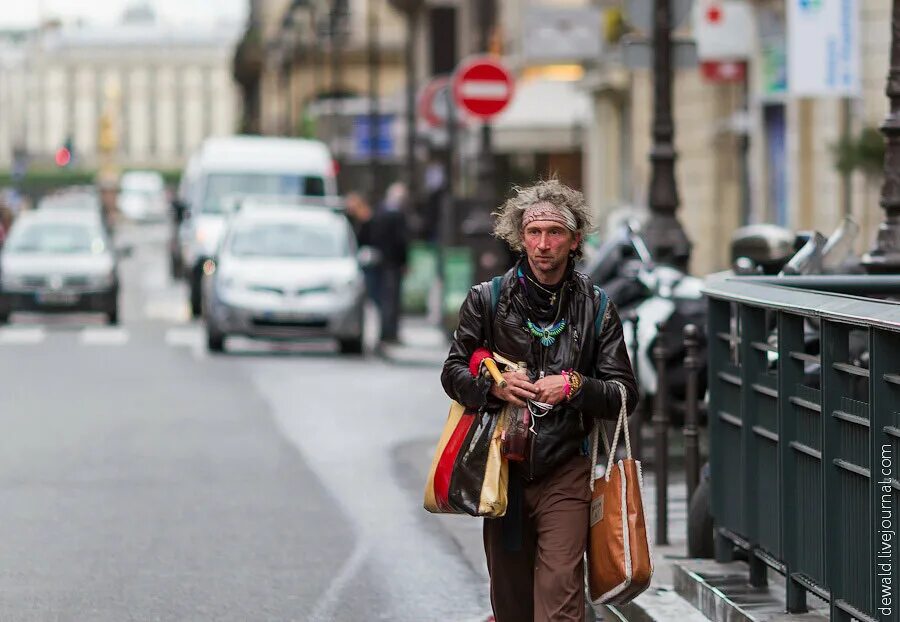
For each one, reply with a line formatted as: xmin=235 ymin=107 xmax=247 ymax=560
xmin=0 ymin=0 xmax=248 ymax=28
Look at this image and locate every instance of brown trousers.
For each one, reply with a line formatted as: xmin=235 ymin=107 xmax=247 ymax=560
xmin=484 ymin=454 xmax=592 ymax=622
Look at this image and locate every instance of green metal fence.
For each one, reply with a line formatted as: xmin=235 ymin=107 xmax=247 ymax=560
xmin=706 ymin=274 xmax=900 ymax=622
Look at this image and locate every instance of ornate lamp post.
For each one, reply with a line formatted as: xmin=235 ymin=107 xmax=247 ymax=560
xmin=862 ymin=3 xmax=900 ymax=273
xmin=642 ymin=0 xmax=692 ymax=269
xmin=387 ymin=0 xmax=422 ymax=202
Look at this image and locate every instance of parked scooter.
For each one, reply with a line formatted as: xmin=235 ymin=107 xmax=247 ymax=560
xmin=580 ymin=220 xmax=708 ymax=423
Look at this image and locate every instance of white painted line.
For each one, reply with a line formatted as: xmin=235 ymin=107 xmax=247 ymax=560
xmin=458 ymin=80 xmax=510 ymax=100
xmin=307 ymin=539 xmax=371 ymax=622
xmin=0 ymin=327 xmax=46 ymax=344
xmin=79 ymin=327 xmax=129 ymax=346
xmin=164 ymin=326 xmax=206 ymax=360
xmin=164 ymin=327 xmax=202 ymax=346
xmin=145 ymin=300 xmax=190 ymax=323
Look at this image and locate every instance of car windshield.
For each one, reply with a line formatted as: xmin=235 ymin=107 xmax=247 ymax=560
xmin=38 ymin=193 xmax=100 ymax=212
xmin=5 ymin=222 xmax=105 ymax=255
xmin=228 ymin=221 xmax=348 ymax=259
xmin=202 ymin=173 xmax=326 ymax=214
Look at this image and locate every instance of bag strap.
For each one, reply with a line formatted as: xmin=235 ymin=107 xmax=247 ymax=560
xmin=589 ymin=380 xmax=630 ymax=490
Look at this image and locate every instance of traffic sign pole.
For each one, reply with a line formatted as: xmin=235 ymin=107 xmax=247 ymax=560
xmin=451 ymin=55 xmax=515 ymax=286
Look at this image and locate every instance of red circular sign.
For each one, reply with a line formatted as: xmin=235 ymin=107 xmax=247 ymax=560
xmin=452 ymin=57 xmax=514 ymax=120
xmin=418 ymin=76 xmax=450 ymax=128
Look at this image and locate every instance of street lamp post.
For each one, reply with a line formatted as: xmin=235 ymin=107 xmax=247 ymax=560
xmin=404 ymin=7 xmax=419 ymax=204
xmin=475 ymin=0 xmax=497 ymax=209
xmin=387 ymin=0 xmax=422 ymax=202
xmin=863 ymin=1 xmax=900 ymax=273
xmin=367 ymin=0 xmax=381 ymax=197
xmin=642 ymin=0 xmax=692 ymax=269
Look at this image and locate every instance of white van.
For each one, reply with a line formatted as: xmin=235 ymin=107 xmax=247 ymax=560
xmin=172 ymin=136 xmax=339 ymax=317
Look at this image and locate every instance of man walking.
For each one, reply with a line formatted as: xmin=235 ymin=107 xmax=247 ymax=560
xmin=440 ymin=180 xmax=638 ymax=621
xmin=370 ymin=182 xmax=409 ymax=345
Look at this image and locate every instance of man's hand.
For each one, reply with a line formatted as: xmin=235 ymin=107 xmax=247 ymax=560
xmin=533 ymin=375 xmax=568 ymax=405
xmin=489 ymin=371 xmax=537 ymax=407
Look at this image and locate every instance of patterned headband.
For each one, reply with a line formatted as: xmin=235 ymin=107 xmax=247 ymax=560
xmin=521 ymin=202 xmax=577 ymax=231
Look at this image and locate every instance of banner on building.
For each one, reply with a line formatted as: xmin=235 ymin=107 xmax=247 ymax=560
xmin=787 ymin=0 xmax=861 ymax=97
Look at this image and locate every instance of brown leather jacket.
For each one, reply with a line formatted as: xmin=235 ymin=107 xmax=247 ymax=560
xmin=441 ymin=266 xmax=639 ymax=481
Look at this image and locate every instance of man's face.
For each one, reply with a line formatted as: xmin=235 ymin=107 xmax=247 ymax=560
xmin=521 ymin=220 xmax=580 ymax=275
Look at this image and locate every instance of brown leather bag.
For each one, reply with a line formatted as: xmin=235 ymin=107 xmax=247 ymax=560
xmin=587 ymin=381 xmax=653 ymax=606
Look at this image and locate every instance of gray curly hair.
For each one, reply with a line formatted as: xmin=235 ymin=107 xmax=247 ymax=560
xmin=493 ymin=179 xmax=594 ymax=260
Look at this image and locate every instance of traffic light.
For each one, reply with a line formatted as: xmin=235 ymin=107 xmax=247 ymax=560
xmin=55 ymin=136 xmax=74 ymax=167
xmin=55 ymin=147 xmax=71 ymax=167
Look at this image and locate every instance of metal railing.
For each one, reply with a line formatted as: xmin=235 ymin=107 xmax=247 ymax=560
xmin=705 ymin=274 xmax=900 ymax=622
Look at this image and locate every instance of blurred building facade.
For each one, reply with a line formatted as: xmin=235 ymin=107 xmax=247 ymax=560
xmin=236 ymin=0 xmax=893 ymax=275
xmin=234 ymin=0 xmax=408 ymax=194
xmin=0 ymin=7 xmax=242 ymax=172
xmin=596 ymin=0 xmax=893 ymax=274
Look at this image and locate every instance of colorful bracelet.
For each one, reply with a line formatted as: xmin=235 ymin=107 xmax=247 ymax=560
xmin=567 ymin=371 xmax=583 ymax=399
xmin=562 ymin=370 xmax=572 ymax=399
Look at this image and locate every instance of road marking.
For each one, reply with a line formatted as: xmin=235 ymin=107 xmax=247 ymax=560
xmin=164 ymin=326 xmax=206 ymax=360
xmin=145 ymin=299 xmax=190 ymax=323
xmin=79 ymin=327 xmax=129 ymax=345
xmin=307 ymin=539 xmax=371 ymax=622
xmin=0 ymin=327 xmax=46 ymax=344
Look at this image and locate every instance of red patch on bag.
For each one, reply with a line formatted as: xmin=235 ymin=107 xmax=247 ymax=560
xmin=432 ymin=412 xmax=475 ymax=511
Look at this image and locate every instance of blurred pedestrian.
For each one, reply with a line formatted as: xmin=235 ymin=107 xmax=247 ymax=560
xmin=370 ymin=182 xmax=409 ymax=345
xmin=440 ymin=180 xmax=638 ymax=621
xmin=423 ymin=158 xmax=446 ymax=243
xmin=344 ymin=191 xmax=379 ymax=305
xmin=0 ymin=198 xmax=12 ymax=248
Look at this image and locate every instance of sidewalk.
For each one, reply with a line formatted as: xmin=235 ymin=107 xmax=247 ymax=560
xmin=373 ymin=314 xmax=449 ymax=367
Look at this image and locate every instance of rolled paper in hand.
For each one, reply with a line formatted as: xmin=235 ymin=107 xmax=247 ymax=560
xmin=483 ymin=358 xmax=507 ymax=388
xmin=469 ymin=347 xmax=507 ymax=388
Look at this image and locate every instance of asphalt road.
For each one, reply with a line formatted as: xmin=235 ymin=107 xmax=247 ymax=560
xmin=0 ymin=223 xmax=489 ymax=621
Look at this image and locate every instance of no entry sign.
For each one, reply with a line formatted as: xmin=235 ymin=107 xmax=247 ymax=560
xmin=452 ymin=56 xmax=514 ymax=120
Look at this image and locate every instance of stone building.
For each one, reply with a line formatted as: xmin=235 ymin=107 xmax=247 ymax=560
xmin=0 ymin=7 xmax=242 ymax=171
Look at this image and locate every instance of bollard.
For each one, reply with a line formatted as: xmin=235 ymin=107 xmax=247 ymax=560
xmin=683 ymin=324 xmax=701 ymax=503
xmin=653 ymin=322 xmax=669 ymax=546
xmin=629 ymin=313 xmax=643 ymax=461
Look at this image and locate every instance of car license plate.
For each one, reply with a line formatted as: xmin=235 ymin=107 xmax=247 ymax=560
xmin=36 ymin=291 xmax=79 ymax=306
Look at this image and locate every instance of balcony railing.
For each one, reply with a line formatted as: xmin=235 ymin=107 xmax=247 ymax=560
xmin=705 ymin=274 xmax=900 ymax=622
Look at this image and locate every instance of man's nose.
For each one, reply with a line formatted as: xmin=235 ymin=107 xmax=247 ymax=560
xmin=537 ymin=233 xmax=550 ymax=248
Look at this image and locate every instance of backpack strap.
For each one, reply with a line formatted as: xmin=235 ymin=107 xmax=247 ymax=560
xmin=491 ymin=276 xmax=503 ymax=312
xmin=593 ymin=285 xmax=609 ymax=335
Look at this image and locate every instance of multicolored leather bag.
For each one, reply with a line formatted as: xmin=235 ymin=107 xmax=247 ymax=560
xmin=423 ymin=401 xmax=508 ymax=517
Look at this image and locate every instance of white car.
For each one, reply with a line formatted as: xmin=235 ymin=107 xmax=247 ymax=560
xmin=118 ymin=171 xmax=168 ymax=222
xmin=202 ymin=206 xmax=365 ymax=354
xmin=0 ymin=210 xmax=120 ymax=324
xmin=175 ymin=136 xmax=340 ymax=318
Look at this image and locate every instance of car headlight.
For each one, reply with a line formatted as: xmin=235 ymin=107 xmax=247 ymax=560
xmin=218 ymin=275 xmax=244 ymax=293
xmin=1 ymin=274 xmax=22 ymax=289
xmin=330 ymin=274 xmax=362 ymax=293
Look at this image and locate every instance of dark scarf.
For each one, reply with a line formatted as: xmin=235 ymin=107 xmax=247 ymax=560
xmin=518 ymin=257 xmax=574 ymax=323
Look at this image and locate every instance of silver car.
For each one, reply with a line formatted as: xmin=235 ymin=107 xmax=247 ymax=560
xmin=203 ymin=206 xmax=365 ymax=354
xmin=0 ymin=210 xmax=120 ymax=324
